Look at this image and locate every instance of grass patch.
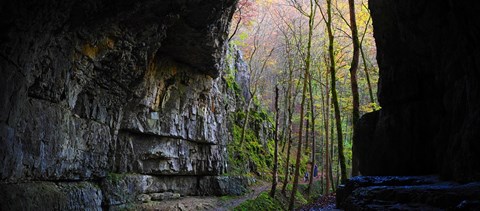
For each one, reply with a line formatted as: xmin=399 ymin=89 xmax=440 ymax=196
xmin=220 ymin=195 xmax=238 ymax=202
xmin=234 ymin=186 xmax=315 ymax=211
xmin=234 ymin=192 xmax=283 ymax=211
xmin=298 ymin=180 xmax=324 ymax=202
xmin=233 ymin=179 xmax=325 ymax=211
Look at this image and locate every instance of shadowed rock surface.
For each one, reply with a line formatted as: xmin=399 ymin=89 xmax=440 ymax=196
xmin=0 ymin=0 xmax=256 ymax=209
xmin=344 ymin=0 xmax=480 ymax=210
xmin=355 ymin=0 xmax=480 ymax=181
xmin=337 ymin=176 xmax=480 ymax=210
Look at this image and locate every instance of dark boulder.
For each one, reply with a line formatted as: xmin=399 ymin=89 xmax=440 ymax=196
xmin=337 ymin=176 xmax=480 ymax=210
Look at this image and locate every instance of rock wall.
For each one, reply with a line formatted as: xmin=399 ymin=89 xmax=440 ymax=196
xmin=0 ymin=0 xmax=245 ymax=209
xmin=337 ymin=176 xmax=480 ymax=210
xmin=356 ymin=0 xmax=480 ymax=181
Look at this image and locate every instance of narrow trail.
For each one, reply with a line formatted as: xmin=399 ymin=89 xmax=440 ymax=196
xmin=138 ymin=178 xmax=337 ymax=210
xmin=298 ymin=174 xmax=323 ymax=185
xmin=209 ymin=180 xmax=270 ymax=211
xmin=296 ymin=175 xmax=340 ymax=211
xmin=138 ymin=180 xmax=271 ymax=210
xmin=297 ymin=193 xmax=338 ymax=211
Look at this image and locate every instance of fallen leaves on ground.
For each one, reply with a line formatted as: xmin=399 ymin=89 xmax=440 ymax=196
xmin=297 ymin=193 xmax=336 ymax=211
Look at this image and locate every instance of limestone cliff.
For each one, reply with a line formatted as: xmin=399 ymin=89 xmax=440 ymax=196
xmin=0 ymin=0 xmax=246 ymax=209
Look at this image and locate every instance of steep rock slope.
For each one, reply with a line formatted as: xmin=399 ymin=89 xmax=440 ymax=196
xmin=0 ymin=0 xmax=242 ymax=209
xmin=355 ymin=0 xmax=480 ymax=181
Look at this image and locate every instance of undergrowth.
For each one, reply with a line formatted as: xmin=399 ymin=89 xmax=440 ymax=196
xmin=225 ymin=44 xmax=320 ymax=210
xmin=234 ymin=192 xmax=283 ymax=211
xmin=234 ymin=181 xmax=324 ymax=211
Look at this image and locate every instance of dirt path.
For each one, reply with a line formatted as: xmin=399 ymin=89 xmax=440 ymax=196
xmin=298 ymin=174 xmax=323 ymax=185
xmin=132 ymin=178 xmax=331 ymax=210
xmin=297 ymin=193 xmax=338 ymax=211
xmin=136 ymin=180 xmax=271 ymax=211
xmin=209 ymin=180 xmax=270 ymax=211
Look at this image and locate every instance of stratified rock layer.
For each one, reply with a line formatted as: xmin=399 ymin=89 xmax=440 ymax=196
xmin=0 ymin=182 xmax=103 ymax=210
xmin=0 ymin=0 xmax=246 ymax=209
xmin=356 ymin=0 xmax=480 ymax=181
xmin=337 ymin=176 xmax=480 ymax=210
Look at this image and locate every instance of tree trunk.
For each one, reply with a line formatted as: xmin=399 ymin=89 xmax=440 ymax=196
xmin=288 ymin=73 xmax=307 ymax=211
xmin=281 ymin=93 xmax=294 ymax=195
xmin=329 ymin=106 xmax=336 ymax=192
xmin=270 ymin=86 xmax=280 ymax=198
xmin=307 ymin=72 xmax=316 ymax=195
xmin=360 ymin=45 xmax=375 ymax=106
xmin=348 ymin=0 xmax=361 ymax=177
xmin=326 ymin=0 xmax=347 ymax=185
xmin=321 ymin=67 xmax=331 ymax=195
xmin=305 ymin=114 xmax=310 ymax=152
xmin=281 ymin=85 xmax=288 ymax=153
xmin=281 ymin=125 xmax=293 ymax=195
xmin=288 ymin=1 xmax=315 ymax=210
xmin=281 ymin=51 xmax=295 ymax=195
xmin=359 ymin=16 xmax=375 ymax=108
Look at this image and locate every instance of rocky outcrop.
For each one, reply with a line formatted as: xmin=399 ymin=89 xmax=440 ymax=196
xmin=344 ymin=1 xmax=480 ymax=209
xmin=101 ymin=174 xmax=248 ymax=206
xmin=0 ymin=182 xmax=103 ymax=210
xmin=356 ymin=0 xmax=480 ymax=181
xmin=0 ymin=0 xmax=246 ymax=209
xmin=337 ymin=176 xmax=480 ymax=210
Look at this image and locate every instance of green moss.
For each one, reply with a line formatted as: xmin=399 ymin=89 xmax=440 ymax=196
xmin=220 ymin=195 xmax=238 ymax=202
xmin=228 ymin=120 xmax=275 ymax=178
xmin=226 ymin=94 xmax=286 ymax=179
xmin=224 ymin=44 xmax=288 ymax=184
xmin=224 ymin=74 xmax=243 ymax=99
xmin=295 ymin=190 xmax=309 ymax=205
xmin=234 ymin=192 xmax=283 ymax=211
xmin=223 ymin=44 xmax=245 ymax=100
xmin=298 ymin=181 xmax=324 ymax=202
xmin=106 ymin=172 xmax=125 ymax=184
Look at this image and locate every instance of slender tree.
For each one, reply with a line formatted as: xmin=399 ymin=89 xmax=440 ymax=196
xmin=359 ymin=15 xmax=375 ymax=107
xmin=307 ymin=72 xmax=317 ymax=194
xmin=319 ymin=55 xmax=331 ymax=194
xmin=288 ymin=1 xmax=316 ymax=210
xmin=305 ymin=112 xmax=310 ymax=152
xmin=288 ymin=68 xmax=307 ymax=211
xmin=347 ymin=0 xmax=361 ymax=177
xmin=280 ymin=27 xmax=296 ymax=195
xmin=360 ymin=45 xmax=374 ymax=106
xmin=320 ymin=0 xmax=347 ymax=184
xmin=281 ymin=102 xmax=294 ymax=195
xmin=270 ymin=85 xmax=280 ymax=198
xmin=330 ymin=107 xmax=336 ymax=191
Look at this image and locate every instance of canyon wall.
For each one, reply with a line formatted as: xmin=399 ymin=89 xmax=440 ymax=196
xmin=356 ymin=0 xmax=480 ymax=182
xmin=0 ymin=0 xmax=246 ymax=209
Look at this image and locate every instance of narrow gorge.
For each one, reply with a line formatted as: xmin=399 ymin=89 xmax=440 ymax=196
xmin=2 ymin=0 xmax=480 ymax=210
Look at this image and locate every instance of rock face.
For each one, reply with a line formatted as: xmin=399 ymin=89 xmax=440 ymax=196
xmin=337 ymin=176 xmax=480 ymax=210
xmin=0 ymin=0 xmax=247 ymax=209
xmin=0 ymin=182 xmax=103 ymax=210
xmin=101 ymin=174 xmax=248 ymax=207
xmin=356 ymin=0 xmax=480 ymax=181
